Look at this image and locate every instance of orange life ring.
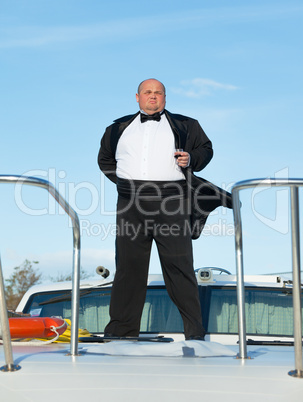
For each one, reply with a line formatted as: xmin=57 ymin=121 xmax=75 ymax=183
xmin=8 ymin=317 xmax=67 ymax=339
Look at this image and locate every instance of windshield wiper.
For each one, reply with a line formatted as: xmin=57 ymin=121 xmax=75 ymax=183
xmin=245 ymin=339 xmax=298 ymax=346
xmin=39 ymin=283 xmax=113 ymax=305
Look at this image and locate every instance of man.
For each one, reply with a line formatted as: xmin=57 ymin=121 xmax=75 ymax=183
xmin=98 ymin=78 xmax=214 ymax=340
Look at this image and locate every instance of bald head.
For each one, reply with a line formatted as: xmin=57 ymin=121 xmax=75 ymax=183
xmin=137 ymin=79 xmax=166 ymax=95
xmin=136 ymin=79 xmax=166 ymax=114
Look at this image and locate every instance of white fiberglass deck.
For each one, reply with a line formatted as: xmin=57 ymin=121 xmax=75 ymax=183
xmin=1 ymin=341 xmax=303 ymax=402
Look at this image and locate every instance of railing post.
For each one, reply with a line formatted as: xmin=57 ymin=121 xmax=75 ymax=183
xmin=0 ymin=256 xmax=21 ymax=372
xmin=288 ymin=186 xmax=303 ymax=378
xmin=232 ymin=189 xmax=248 ymax=359
xmin=46 ymin=180 xmax=81 ymax=356
xmin=70 ymin=240 xmax=81 ymax=356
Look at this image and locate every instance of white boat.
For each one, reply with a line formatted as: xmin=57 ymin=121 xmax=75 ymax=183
xmin=0 ymin=175 xmax=303 ymax=402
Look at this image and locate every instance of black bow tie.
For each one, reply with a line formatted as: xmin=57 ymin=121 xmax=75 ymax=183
xmin=140 ymin=112 xmax=162 ymax=123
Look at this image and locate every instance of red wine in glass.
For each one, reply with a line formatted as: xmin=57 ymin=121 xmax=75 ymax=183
xmin=174 ymin=148 xmax=183 ymax=159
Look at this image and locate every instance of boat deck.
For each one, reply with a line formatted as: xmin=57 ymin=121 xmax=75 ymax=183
xmin=1 ymin=341 xmax=302 ymax=402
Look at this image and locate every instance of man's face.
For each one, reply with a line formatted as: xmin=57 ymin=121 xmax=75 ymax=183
xmin=136 ymin=79 xmax=166 ymax=114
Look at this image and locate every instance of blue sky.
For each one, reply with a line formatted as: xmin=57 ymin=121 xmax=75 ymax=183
xmin=1 ymin=0 xmax=302 ymax=281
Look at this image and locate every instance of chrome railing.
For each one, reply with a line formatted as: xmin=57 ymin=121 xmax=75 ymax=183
xmin=232 ymin=178 xmax=303 ymax=378
xmin=0 ymin=175 xmax=81 ymax=369
xmin=0 ymin=255 xmax=21 ymax=371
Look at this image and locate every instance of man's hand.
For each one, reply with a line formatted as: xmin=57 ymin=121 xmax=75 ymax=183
xmin=174 ymin=151 xmax=190 ymax=168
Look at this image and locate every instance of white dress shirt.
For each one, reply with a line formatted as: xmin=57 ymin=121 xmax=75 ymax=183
xmin=116 ymin=114 xmax=185 ymax=181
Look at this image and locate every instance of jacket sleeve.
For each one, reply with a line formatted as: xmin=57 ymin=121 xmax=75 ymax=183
xmin=97 ymin=125 xmax=118 ymax=184
xmin=185 ymin=119 xmax=213 ymax=172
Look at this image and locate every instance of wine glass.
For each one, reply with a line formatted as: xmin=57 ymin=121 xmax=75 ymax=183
xmin=174 ymin=148 xmax=183 ymax=159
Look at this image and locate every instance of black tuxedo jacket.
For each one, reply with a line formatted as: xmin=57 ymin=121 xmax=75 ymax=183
xmin=98 ymin=109 xmax=232 ymax=239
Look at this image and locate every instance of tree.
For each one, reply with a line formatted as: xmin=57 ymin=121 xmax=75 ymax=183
xmin=49 ymin=267 xmax=91 ymax=282
xmin=5 ymin=260 xmax=42 ymax=310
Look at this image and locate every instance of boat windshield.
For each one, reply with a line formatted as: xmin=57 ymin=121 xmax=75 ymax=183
xmin=21 ymin=285 xmax=303 ymax=336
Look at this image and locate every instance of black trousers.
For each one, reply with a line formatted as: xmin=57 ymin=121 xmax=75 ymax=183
xmin=104 ymin=194 xmax=205 ymax=338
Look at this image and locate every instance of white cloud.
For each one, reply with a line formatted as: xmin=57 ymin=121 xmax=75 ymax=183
xmin=171 ymin=78 xmax=238 ymax=98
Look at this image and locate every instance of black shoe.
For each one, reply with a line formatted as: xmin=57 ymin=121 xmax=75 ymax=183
xmin=103 ymin=332 xmax=119 ymax=338
xmin=185 ymin=335 xmax=205 ymax=341
xmin=103 ymin=333 xmax=139 ymax=339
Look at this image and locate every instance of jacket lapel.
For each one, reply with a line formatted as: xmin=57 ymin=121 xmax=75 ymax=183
xmin=164 ymin=110 xmax=189 ymax=150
